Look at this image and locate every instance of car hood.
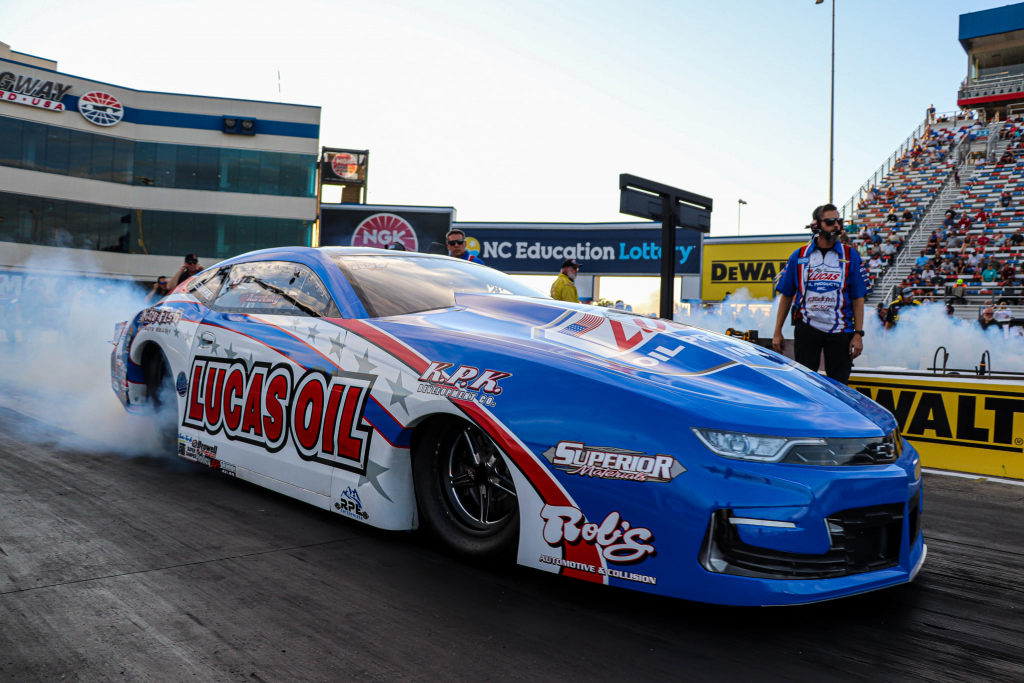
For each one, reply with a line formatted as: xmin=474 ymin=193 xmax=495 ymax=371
xmin=371 ymin=293 xmax=895 ymax=437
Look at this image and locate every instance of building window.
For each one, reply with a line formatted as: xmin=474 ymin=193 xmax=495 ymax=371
xmin=0 ymin=114 xmax=315 ymax=198
xmin=0 ymin=190 xmax=311 ymax=258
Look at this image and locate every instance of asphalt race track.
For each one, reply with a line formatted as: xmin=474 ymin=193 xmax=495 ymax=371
xmin=1 ymin=407 xmax=1023 ymax=683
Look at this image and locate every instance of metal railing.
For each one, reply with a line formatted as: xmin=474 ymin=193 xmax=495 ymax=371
xmin=840 ymin=111 xmax=986 ymax=222
xmin=959 ymin=73 xmax=1024 ymax=101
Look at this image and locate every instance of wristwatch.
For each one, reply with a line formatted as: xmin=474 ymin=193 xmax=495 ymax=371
xmin=854 ymin=330 xmax=865 ymax=337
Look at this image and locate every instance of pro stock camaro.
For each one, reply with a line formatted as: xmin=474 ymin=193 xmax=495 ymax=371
xmin=111 ymin=247 xmax=925 ymax=606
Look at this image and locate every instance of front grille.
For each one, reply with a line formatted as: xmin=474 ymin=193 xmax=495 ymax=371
xmin=701 ymin=502 xmax=905 ymax=580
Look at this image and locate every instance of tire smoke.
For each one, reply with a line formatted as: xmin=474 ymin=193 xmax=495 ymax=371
xmin=0 ymin=252 xmax=177 ymax=456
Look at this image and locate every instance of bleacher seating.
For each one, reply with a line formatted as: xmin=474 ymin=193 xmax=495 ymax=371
xmin=898 ymin=115 xmax=1024 ymax=309
xmin=842 ymin=123 xmax=963 ymax=290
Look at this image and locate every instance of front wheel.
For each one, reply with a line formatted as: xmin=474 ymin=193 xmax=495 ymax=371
xmin=413 ymin=419 xmax=519 ymax=560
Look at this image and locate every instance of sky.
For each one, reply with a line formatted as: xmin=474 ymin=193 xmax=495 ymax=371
xmin=2 ymin=0 xmax=1010 ymax=234
xmin=0 ymin=0 xmax=1014 ymax=305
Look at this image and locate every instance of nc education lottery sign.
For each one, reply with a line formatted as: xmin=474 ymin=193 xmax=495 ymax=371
xmin=466 ymin=225 xmax=702 ymax=275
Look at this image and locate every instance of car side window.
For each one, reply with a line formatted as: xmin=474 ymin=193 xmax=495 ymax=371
xmin=187 ymin=267 xmax=228 ymax=305
xmin=211 ymin=261 xmax=338 ymax=318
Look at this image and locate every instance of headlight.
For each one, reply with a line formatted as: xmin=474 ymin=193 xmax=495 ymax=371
xmin=691 ymin=428 xmax=825 ymax=462
xmin=692 ymin=428 xmax=901 ymax=466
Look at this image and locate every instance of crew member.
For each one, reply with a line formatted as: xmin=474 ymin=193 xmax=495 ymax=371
xmin=885 ymin=287 xmax=920 ymax=329
xmin=773 ymin=204 xmax=867 ymax=385
xmin=169 ymin=254 xmax=203 ymax=290
xmin=445 ymin=229 xmax=484 ymax=265
xmin=550 ymin=258 xmax=582 ymax=303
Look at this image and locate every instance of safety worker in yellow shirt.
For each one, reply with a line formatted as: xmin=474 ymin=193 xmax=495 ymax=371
xmin=550 ymin=258 xmax=582 ymax=303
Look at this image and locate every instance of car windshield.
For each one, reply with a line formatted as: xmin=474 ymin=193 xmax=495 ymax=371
xmin=331 ymin=254 xmax=548 ymax=317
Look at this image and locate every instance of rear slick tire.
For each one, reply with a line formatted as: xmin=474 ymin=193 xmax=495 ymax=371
xmin=413 ymin=419 xmax=519 ymax=561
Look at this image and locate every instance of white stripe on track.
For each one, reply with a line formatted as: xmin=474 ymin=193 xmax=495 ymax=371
xmin=922 ymin=467 xmax=1024 ymax=487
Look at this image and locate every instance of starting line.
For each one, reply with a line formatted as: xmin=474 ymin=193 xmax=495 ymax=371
xmin=923 ymin=468 xmax=1024 ymax=487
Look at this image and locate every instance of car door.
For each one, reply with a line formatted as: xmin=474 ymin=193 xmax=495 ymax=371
xmin=184 ymin=259 xmax=344 ymax=501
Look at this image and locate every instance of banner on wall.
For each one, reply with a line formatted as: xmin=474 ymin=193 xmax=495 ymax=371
xmin=318 ymin=204 xmax=455 ymax=251
xmin=459 ymin=223 xmax=702 ymax=276
xmin=701 ymin=235 xmax=808 ymax=301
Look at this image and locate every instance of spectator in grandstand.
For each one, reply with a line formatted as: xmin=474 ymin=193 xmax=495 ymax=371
xmin=982 ymin=262 xmax=999 ymax=283
xmin=773 ymin=204 xmax=866 ymax=385
xmin=1011 ymin=229 xmax=1024 ymax=246
xmin=976 ymin=208 xmax=990 ymax=223
xmin=886 ymin=210 xmax=898 ymax=224
xmin=977 ymin=232 xmax=991 ymax=248
xmin=921 ymin=264 xmax=936 ymax=282
xmin=881 ymin=241 xmax=896 ymax=257
xmin=958 ymin=213 xmax=973 ymax=231
xmin=550 ymin=258 xmax=581 ymax=303
xmin=1001 ymin=191 xmax=1013 ymax=208
xmin=914 ymin=250 xmax=930 ymax=270
xmin=978 ymin=306 xmax=999 ymax=331
xmin=871 ymin=229 xmax=883 ymax=245
xmin=1002 ymin=261 xmax=1016 ymax=281
xmin=927 ymin=231 xmax=940 ymax=250
xmin=857 ymin=242 xmax=869 ymax=258
xmin=885 ymin=187 xmax=896 ymax=201
xmin=954 ymin=168 xmax=960 ymax=188
xmin=445 ymin=229 xmax=485 ymax=264
xmin=902 ymin=209 xmax=914 ymax=223
xmin=994 ymin=232 xmax=1008 ymax=249
xmin=968 ymin=249 xmax=984 ymax=271
xmin=940 ymin=258 xmax=955 ymax=275
xmin=943 ymin=209 xmax=956 ymax=230
xmin=868 ymin=255 xmax=883 ymax=270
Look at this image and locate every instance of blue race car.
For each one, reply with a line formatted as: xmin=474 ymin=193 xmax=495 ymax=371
xmin=111 ymin=247 xmax=925 ymax=606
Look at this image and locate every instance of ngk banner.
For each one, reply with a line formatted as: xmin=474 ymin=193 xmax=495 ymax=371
xmin=319 ymin=205 xmax=455 ymax=252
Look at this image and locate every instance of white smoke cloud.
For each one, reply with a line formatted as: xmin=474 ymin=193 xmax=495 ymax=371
xmin=0 ymin=251 xmax=175 ymax=456
xmin=671 ymin=288 xmax=1024 ymax=374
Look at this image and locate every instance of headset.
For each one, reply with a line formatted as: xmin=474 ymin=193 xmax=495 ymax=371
xmin=811 ymin=204 xmax=844 ymax=240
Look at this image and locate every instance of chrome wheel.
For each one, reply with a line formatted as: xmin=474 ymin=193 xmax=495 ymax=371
xmin=443 ymin=427 xmax=517 ymax=531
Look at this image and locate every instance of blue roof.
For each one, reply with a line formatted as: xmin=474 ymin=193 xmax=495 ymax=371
xmin=960 ymin=3 xmax=1024 ymax=51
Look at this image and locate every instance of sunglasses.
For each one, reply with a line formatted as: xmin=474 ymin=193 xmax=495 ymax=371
xmin=447 ymin=239 xmax=465 ymax=246
xmin=822 ymin=218 xmax=844 ymax=227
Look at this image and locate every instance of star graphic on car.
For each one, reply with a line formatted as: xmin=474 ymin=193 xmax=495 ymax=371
xmin=387 ymin=374 xmax=412 ymax=413
xmin=328 ymin=334 xmax=344 ymax=360
xmin=224 ymin=343 xmax=238 ymax=359
xmin=306 ymin=325 xmax=320 ymax=342
xmin=358 ymin=460 xmax=393 ymax=502
xmin=354 ymin=349 xmax=377 ymax=374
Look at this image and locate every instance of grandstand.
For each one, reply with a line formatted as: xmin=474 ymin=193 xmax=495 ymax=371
xmin=835 ymin=116 xmax=980 ymax=307
xmin=885 ymin=117 xmax=1024 ymax=321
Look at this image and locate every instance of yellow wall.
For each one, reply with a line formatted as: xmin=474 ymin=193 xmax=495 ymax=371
xmin=849 ymin=373 xmax=1024 ymax=480
xmin=701 ymin=240 xmax=806 ymax=301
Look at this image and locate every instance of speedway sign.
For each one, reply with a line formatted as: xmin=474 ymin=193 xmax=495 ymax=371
xmin=0 ymin=71 xmax=73 ymax=112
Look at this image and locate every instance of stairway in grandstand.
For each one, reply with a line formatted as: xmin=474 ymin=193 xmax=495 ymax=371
xmin=908 ymin=121 xmax=1024 ymax=321
xmin=847 ymin=121 xmax=968 ymax=307
xmin=865 ymin=160 xmax=977 ymax=307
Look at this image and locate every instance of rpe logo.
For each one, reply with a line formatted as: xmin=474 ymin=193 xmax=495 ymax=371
xmin=182 ymin=356 xmax=374 ymax=474
xmin=534 ymin=311 xmax=686 ymax=369
xmin=352 ymin=213 xmax=419 ymax=251
xmin=78 ymin=91 xmax=123 ymax=126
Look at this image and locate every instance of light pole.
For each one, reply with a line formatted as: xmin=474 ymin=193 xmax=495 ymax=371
xmin=815 ymin=0 xmax=835 ymax=203
xmin=737 ymin=199 xmax=747 ymax=235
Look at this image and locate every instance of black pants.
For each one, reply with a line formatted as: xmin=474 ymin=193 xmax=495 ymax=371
xmin=793 ymin=319 xmax=854 ymax=385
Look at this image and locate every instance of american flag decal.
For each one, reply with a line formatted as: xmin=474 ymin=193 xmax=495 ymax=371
xmin=559 ymin=314 xmax=604 ymax=338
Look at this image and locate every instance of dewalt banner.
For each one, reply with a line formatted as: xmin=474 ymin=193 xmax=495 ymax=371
xmin=849 ymin=373 xmax=1024 ymax=480
xmin=701 ymin=237 xmax=806 ymax=301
